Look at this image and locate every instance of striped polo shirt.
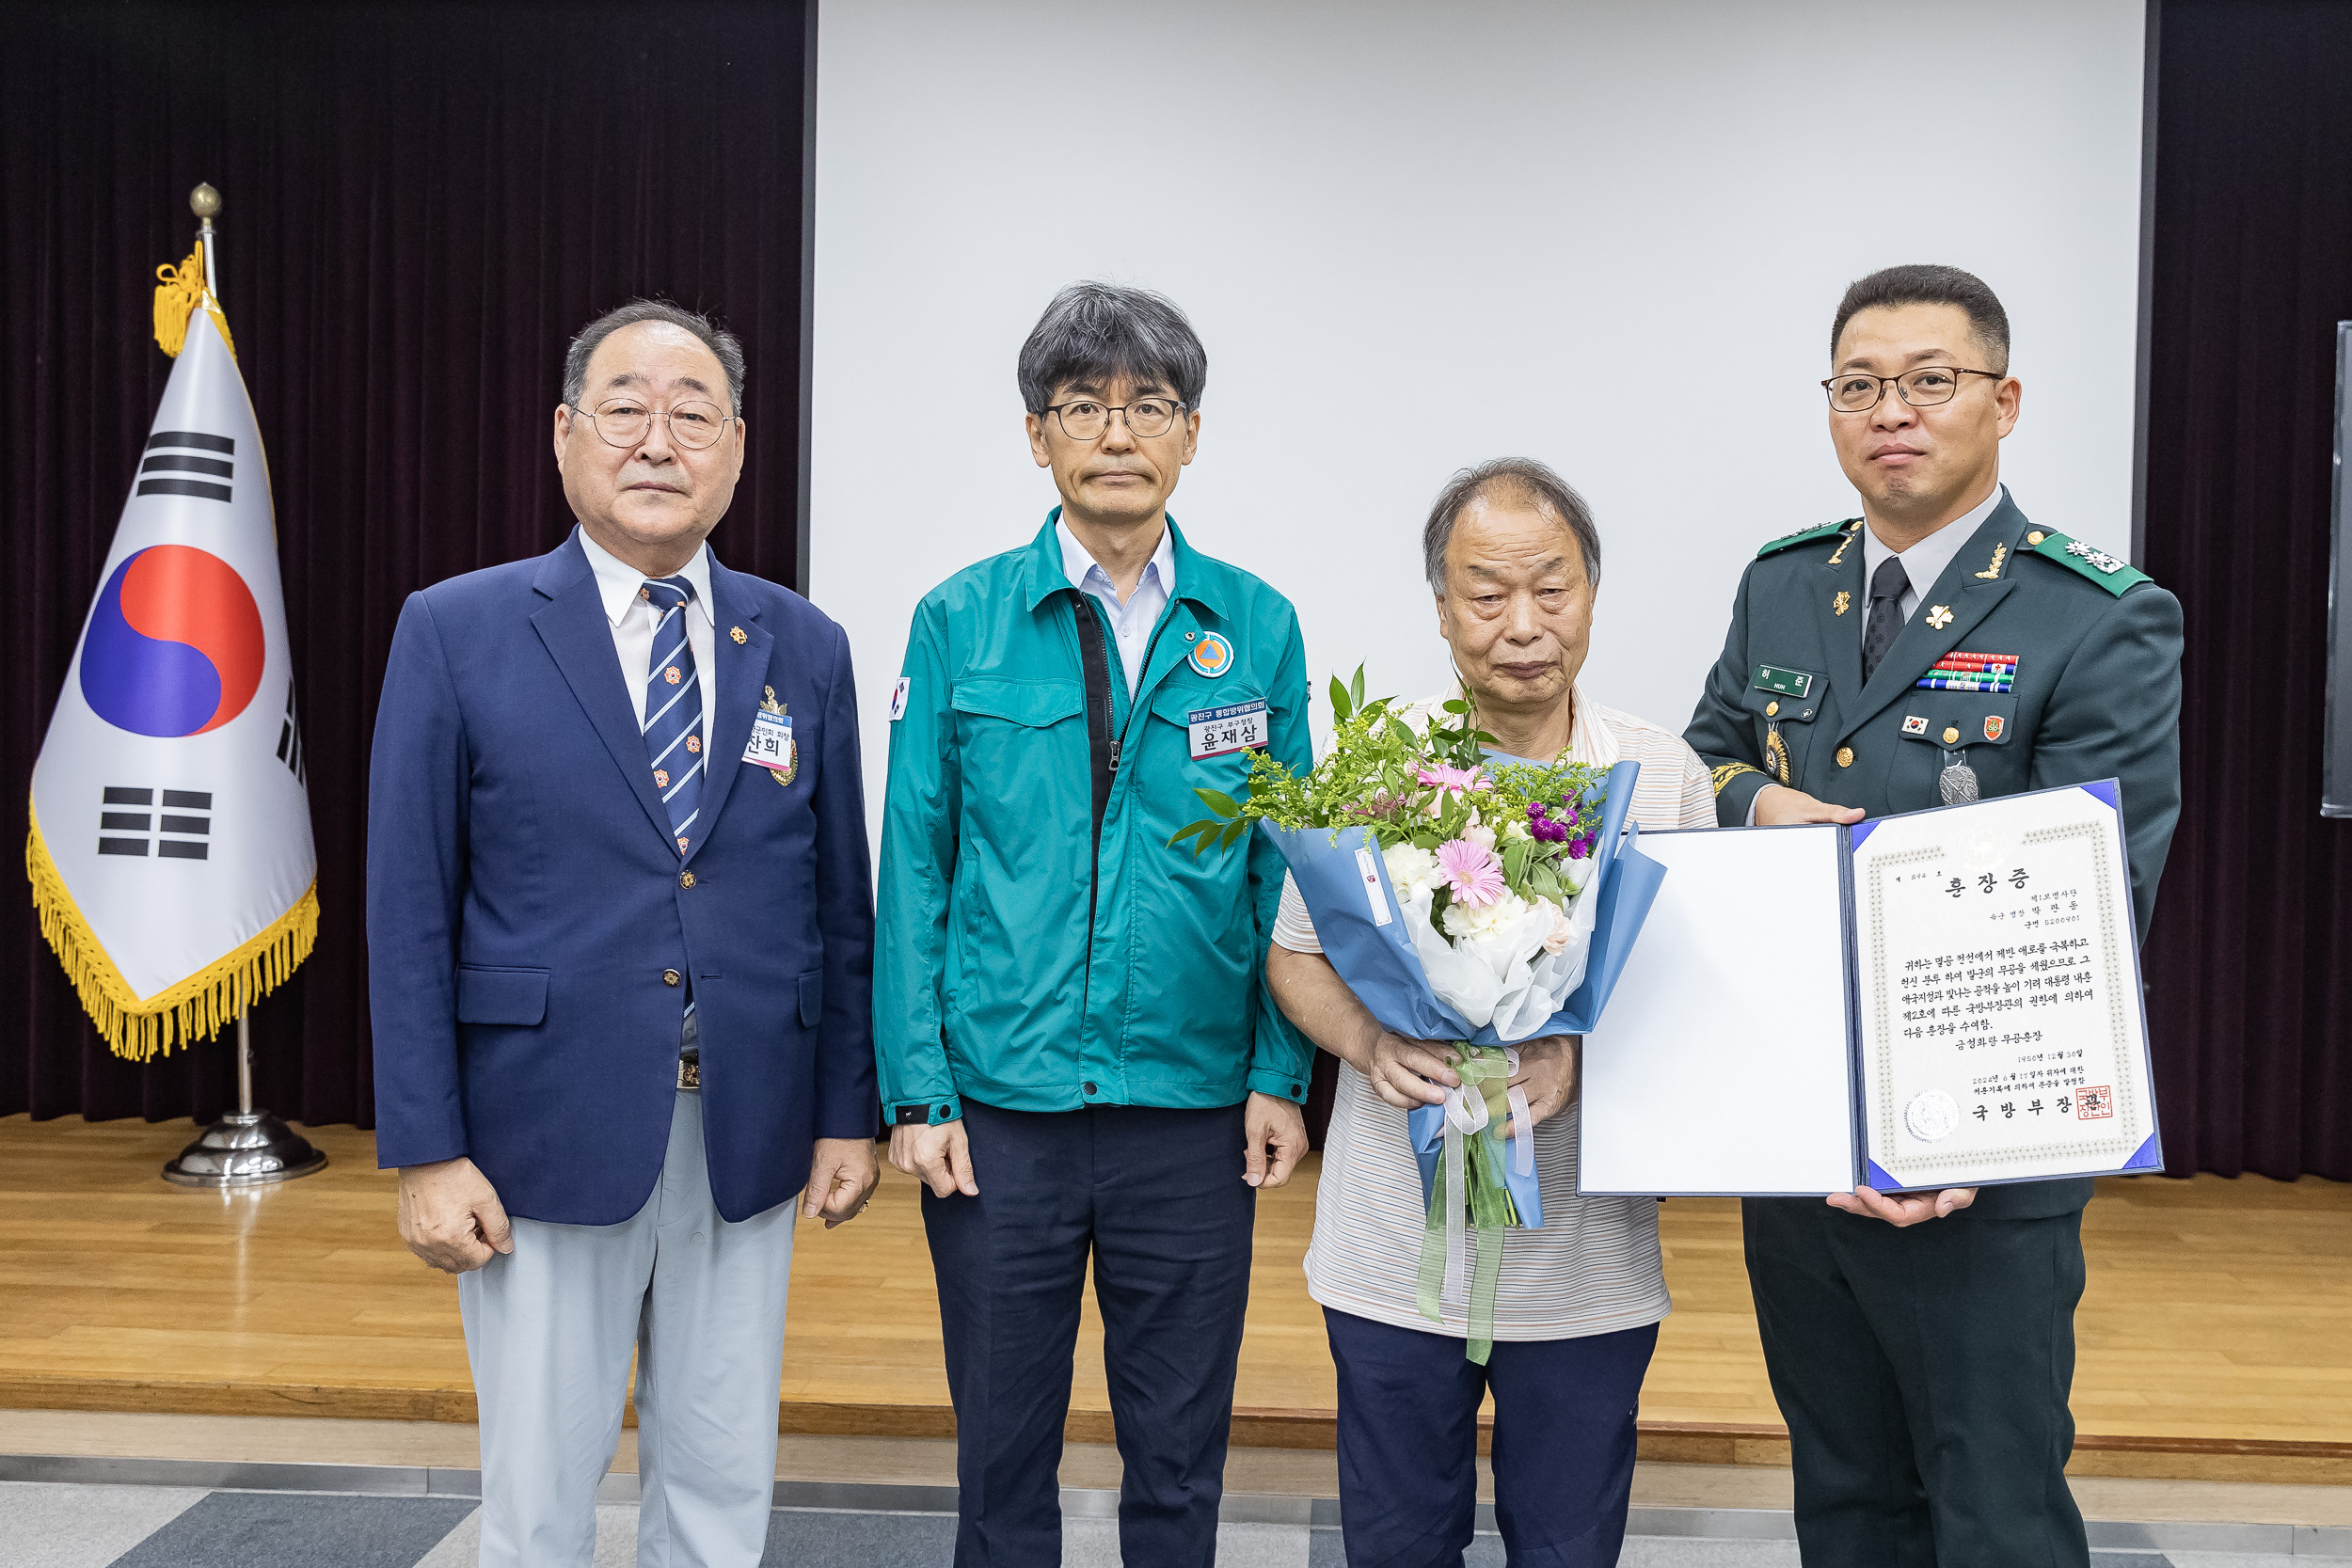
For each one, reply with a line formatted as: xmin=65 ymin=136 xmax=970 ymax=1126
xmin=1273 ymin=688 xmax=1716 ymax=1341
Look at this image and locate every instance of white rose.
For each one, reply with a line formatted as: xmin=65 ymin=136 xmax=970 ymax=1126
xmin=1461 ymin=822 xmax=1497 ymax=852
xmin=1441 ymin=888 xmax=1529 ymax=942
xmin=1381 ymin=840 xmax=1442 ymax=899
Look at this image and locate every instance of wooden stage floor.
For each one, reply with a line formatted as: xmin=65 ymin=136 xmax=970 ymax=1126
xmin=3 ymin=1115 xmax=2347 ymax=1482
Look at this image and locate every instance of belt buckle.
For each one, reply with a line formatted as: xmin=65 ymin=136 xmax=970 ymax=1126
xmin=676 ymin=1055 xmax=701 ymax=1091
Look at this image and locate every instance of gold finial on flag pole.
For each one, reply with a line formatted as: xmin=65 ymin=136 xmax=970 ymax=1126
xmin=190 ymin=182 xmax=221 ymax=303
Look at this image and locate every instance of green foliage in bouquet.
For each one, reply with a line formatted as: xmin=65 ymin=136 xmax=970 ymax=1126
xmin=1168 ymin=667 xmax=1611 ymax=917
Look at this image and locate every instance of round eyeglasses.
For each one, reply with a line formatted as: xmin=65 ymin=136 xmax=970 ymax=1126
xmin=569 ymin=397 xmax=737 ymax=451
xmin=1040 ymin=397 xmax=1187 ymax=442
xmin=1822 ymin=366 xmax=2002 ymax=413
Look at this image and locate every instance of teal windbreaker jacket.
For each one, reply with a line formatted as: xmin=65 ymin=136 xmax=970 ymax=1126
xmin=874 ymin=514 xmax=1313 ymax=1125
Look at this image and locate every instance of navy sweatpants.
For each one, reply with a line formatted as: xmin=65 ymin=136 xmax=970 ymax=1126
xmin=923 ymin=1100 xmax=1256 ymax=1568
xmin=1325 ymin=1307 xmax=1659 ymax=1568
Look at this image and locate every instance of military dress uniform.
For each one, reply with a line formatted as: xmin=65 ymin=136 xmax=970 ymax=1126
xmin=1683 ymin=488 xmax=2183 ymax=1568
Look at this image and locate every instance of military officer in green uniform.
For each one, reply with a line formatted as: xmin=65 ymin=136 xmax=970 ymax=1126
xmin=1684 ymin=264 xmax=2183 ymax=1568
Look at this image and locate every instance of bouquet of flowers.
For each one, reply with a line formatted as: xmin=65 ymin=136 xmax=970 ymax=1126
xmin=1174 ymin=671 xmax=1666 ymax=1360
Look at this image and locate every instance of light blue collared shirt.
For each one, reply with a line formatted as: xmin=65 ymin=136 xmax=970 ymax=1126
xmin=1057 ymin=518 xmax=1175 ymax=699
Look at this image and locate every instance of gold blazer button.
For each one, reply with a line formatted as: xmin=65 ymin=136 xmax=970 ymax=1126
xmin=1942 ymin=726 xmax=1961 ymax=745
xmin=1836 ymin=746 xmax=1854 ymax=768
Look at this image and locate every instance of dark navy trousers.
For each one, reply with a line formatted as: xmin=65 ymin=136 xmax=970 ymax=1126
xmin=923 ymin=1100 xmax=1256 ymax=1568
xmin=1325 ymin=1308 xmax=1658 ymax=1568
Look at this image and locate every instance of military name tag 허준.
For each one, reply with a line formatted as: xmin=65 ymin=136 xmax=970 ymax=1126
xmin=743 ymin=709 xmax=792 ymax=769
xmin=1186 ymin=699 xmax=1268 ymax=760
xmin=1753 ymin=664 xmax=1815 ymax=698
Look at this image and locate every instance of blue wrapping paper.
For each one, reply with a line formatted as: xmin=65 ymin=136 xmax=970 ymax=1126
xmin=1263 ymin=759 xmax=1668 ymax=1228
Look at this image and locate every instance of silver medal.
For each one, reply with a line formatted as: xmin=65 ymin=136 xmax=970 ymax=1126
xmin=1938 ymin=749 xmax=1979 ymax=804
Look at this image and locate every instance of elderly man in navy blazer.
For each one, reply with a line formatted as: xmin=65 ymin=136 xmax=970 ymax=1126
xmin=368 ymin=300 xmax=878 ymax=1568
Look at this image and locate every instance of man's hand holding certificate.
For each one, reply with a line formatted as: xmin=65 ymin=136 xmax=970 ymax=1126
xmin=1579 ymin=781 xmax=2161 ymax=1198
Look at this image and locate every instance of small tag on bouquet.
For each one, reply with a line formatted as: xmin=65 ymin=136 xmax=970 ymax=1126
xmin=1354 ymin=847 xmax=1393 ymax=927
xmin=1186 ymin=699 xmax=1267 ymax=760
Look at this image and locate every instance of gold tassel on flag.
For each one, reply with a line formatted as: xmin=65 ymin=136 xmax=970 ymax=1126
xmin=151 ymin=182 xmax=233 ymax=359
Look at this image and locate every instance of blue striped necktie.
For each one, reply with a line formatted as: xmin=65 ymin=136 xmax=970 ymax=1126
xmin=639 ymin=577 xmax=704 ymax=857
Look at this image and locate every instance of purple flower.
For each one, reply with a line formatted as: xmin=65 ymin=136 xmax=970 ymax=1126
xmin=1567 ymin=834 xmax=1595 ymax=860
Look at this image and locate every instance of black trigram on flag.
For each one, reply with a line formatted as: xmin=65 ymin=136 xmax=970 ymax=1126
xmin=97 ymin=786 xmax=212 ymax=860
xmin=275 ymin=680 xmax=306 ymax=783
xmin=135 ymin=431 xmax=233 ymax=503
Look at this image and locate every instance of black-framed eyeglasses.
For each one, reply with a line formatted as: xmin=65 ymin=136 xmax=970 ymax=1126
xmin=568 ymin=397 xmax=738 ymax=451
xmin=1821 ymin=366 xmax=2002 ymax=413
xmin=1039 ymin=396 xmax=1187 ymax=442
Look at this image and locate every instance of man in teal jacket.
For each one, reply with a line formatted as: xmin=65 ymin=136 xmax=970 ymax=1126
xmin=875 ymin=281 xmax=1312 ymax=1568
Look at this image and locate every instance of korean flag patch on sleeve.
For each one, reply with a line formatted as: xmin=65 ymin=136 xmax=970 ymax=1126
xmin=889 ymin=675 xmax=912 ymax=721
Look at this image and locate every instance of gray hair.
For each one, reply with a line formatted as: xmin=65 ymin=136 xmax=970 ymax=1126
xmin=1422 ymin=458 xmax=1601 ymax=594
xmin=1017 ymin=281 xmax=1207 ymax=413
xmin=563 ymin=299 xmax=745 ymax=414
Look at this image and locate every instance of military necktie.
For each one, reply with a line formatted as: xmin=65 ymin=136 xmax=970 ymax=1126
xmin=640 ymin=577 xmax=705 ymax=856
xmin=1861 ymin=554 xmax=1910 ymax=683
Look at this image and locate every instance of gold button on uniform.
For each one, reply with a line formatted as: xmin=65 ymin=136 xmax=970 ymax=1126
xmin=1766 ymin=700 xmax=1780 ymax=717
xmin=2026 ymin=531 xmax=2046 ymax=546
xmin=1942 ymin=726 xmax=1961 ymax=745
xmin=679 ymin=871 xmax=695 ymax=889
xmin=1836 ymin=746 xmax=1854 ymax=768
xmin=662 ymin=969 xmax=681 ymax=987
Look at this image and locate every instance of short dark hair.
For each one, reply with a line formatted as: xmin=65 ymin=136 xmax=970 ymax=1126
xmin=564 ymin=299 xmax=745 ymax=414
xmin=1422 ymin=457 xmax=1601 ymax=594
xmin=1017 ymin=281 xmax=1207 ymax=414
xmin=1830 ymin=264 xmax=2010 ymax=372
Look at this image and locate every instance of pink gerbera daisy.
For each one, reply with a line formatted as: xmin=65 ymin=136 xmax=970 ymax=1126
xmin=1417 ymin=763 xmax=1485 ymax=799
xmin=1437 ymin=838 xmax=1506 ymax=907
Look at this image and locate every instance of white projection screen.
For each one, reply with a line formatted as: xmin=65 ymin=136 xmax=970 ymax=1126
xmin=809 ymin=0 xmax=2147 ymax=847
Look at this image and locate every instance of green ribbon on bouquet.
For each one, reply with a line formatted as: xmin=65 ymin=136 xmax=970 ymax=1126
xmin=1415 ymin=1045 xmax=1522 ymax=1365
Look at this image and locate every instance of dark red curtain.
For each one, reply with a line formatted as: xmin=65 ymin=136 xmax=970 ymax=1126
xmin=4 ymin=2 xmax=811 ymax=1127
xmin=2138 ymin=0 xmax=2352 ymax=1179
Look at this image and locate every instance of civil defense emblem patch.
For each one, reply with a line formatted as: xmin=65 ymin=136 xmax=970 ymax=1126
xmin=1187 ymin=630 xmax=1233 ymax=678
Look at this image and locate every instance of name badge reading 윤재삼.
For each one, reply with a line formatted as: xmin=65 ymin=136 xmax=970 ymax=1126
xmin=1186 ymin=699 xmax=1268 ymax=760
xmin=744 ymin=709 xmax=792 ymax=769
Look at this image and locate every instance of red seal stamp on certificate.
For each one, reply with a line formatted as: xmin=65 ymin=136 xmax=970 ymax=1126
xmin=2077 ymin=1085 xmax=2114 ymax=1120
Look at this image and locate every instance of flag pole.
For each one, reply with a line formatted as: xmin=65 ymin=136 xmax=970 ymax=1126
xmin=157 ymin=181 xmax=325 ymax=1189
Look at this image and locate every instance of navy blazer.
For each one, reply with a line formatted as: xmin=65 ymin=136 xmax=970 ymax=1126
xmin=367 ymin=531 xmax=877 ymax=1224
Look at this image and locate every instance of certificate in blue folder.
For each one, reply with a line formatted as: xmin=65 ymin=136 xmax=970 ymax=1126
xmin=1577 ymin=780 xmax=2163 ymax=1197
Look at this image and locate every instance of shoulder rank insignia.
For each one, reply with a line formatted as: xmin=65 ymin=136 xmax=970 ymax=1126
xmin=1756 ymin=517 xmax=1863 ymax=559
xmin=2025 ymin=531 xmax=2153 ymax=596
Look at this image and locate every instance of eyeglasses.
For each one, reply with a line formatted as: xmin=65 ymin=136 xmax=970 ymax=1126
xmin=1040 ymin=397 xmax=1187 ymax=442
xmin=1821 ymin=366 xmax=2002 ymax=413
xmin=569 ymin=397 xmax=737 ymax=451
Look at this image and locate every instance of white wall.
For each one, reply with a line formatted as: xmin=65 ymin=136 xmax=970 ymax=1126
xmin=810 ymin=0 xmax=2146 ymax=831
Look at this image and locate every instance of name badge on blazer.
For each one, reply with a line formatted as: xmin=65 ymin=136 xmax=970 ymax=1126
xmin=745 ymin=691 xmax=797 ymax=784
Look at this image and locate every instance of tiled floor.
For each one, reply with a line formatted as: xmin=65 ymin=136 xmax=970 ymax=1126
xmin=3 ymin=1482 xmax=2344 ymax=1567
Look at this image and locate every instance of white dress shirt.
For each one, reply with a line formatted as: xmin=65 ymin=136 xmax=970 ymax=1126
xmin=577 ymin=525 xmax=716 ymax=760
xmin=1058 ymin=518 xmax=1175 ymax=699
xmin=1859 ymin=482 xmax=2007 ymax=630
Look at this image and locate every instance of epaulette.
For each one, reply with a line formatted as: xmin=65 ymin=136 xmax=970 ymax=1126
xmin=1756 ymin=517 xmax=1862 ymax=559
xmin=2018 ymin=528 xmax=2152 ymax=596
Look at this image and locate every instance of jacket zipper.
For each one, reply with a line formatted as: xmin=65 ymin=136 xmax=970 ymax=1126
xmin=1077 ymin=598 xmax=1177 ymax=1085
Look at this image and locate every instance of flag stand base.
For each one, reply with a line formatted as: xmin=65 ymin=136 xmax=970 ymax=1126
xmin=160 ymin=1008 xmax=326 ymax=1187
xmin=162 ymin=1109 xmax=326 ymax=1187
